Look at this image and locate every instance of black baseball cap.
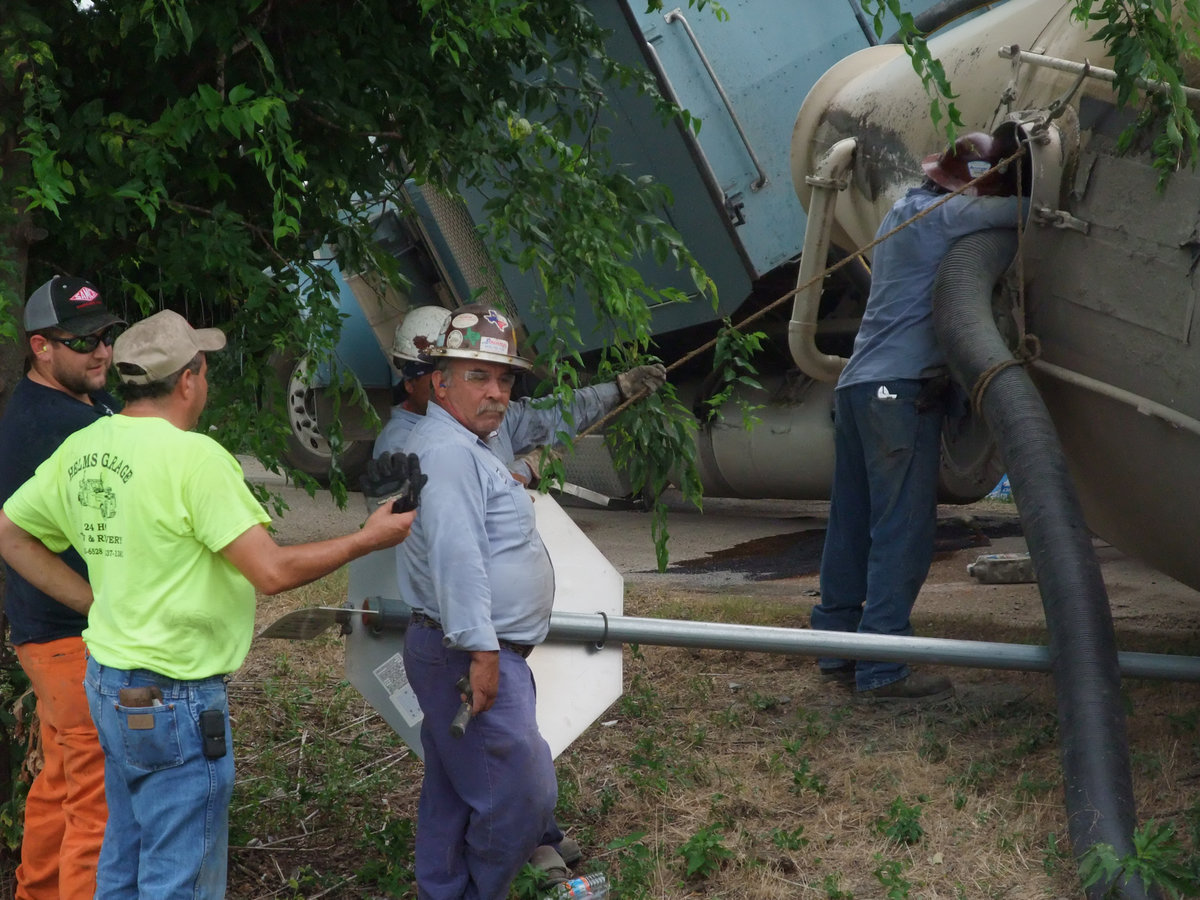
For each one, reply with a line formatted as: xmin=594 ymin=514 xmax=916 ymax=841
xmin=24 ymin=276 xmax=126 ymax=336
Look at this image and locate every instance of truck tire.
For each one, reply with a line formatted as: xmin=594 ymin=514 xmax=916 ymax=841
xmin=272 ymin=352 xmax=373 ymax=487
xmin=938 ymin=405 xmax=1005 ymax=504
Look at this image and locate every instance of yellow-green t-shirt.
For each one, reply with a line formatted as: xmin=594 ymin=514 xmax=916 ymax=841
xmin=3 ymin=414 xmax=271 ymax=679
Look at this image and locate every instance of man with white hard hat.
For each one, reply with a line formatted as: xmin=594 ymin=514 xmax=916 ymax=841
xmin=374 ymin=305 xmax=453 ymax=451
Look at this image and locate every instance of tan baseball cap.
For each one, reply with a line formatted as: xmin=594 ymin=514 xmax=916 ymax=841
xmin=113 ymin=310 xmax=226 ymax=385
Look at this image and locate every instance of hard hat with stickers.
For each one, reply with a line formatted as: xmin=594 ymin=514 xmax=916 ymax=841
xmin=423 ymin=302 xmax=533 ymax=371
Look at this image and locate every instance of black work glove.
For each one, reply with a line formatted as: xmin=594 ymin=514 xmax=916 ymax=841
xmin=360 ymin=452 xmax=427 ymax=513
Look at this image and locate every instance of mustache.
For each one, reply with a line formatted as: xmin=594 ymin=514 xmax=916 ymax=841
xmin=476 ymin=401 xmax=507 ymax=416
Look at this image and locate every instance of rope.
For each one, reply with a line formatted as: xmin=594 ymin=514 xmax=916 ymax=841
xmin=578 ymin=144 xmax=1033 ymax=439
xmin=970 ymin=333 xmax=1041 ymax=416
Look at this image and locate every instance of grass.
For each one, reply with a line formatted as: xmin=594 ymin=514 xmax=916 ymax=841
xmin=225 ymin=575 xmax=1200 ymax=898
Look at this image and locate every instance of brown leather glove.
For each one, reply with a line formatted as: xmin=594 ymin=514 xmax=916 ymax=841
xmin=511 ymin=445 xmax=562 ymax=488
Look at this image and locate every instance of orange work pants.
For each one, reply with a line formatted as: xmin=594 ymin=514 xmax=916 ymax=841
xmin=14 ymin=637 xmax=107 ymax=900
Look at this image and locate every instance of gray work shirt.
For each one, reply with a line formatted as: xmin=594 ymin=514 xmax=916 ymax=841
xmin=838 ymin=187 xmax=1028 ymax=388
xmin=396 ymin=403 xmax=555 ymax=650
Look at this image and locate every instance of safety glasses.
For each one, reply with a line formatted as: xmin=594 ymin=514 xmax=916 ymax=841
xmin=48 ymin=325 xmax=122 ymax=354
xmin=462 ymin=369 xmax=517 ymax=389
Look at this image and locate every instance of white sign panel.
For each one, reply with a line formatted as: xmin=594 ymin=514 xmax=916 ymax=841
xmin=345 ymin=492 xmax=624 ymax=760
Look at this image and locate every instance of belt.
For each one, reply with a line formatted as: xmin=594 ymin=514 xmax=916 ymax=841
xmin=410 ymin=610 xmax=441 ymax=629
xmin=499 ymin=640 xmax=534 ymax=659
xmin=409 ymin=611 xmax=534 ymax=659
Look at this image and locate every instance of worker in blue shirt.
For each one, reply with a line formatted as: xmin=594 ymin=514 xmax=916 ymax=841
xmin=394 ymin=305 xmax=562 ymax=898
xmin=374 ymin=306 xmax=452 ymax=454
xmin=376 ymin=303 xmax=663 ymax=889
xmin=811 ymin=128 xmax=1028 ymax=699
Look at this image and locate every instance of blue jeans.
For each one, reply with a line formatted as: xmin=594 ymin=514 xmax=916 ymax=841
xmin=404 ymin=624 xmax=557 ymax=900
xmin=812 ymin=380 xmax=943 ymax=691
xmin=84 ymin=657 xmax=234 ymax=899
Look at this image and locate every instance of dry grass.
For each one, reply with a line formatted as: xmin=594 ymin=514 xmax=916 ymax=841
xmin=226 ymin=578 xmax=1200 ymax=899
xmin=229 ymin=571 xmax=422 ymax=897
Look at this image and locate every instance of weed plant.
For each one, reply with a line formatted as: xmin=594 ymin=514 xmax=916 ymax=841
xmin=677 ymin=824 xmax=734 ymax=879
xmin=874 ymin=795 xmax=926 ymax=845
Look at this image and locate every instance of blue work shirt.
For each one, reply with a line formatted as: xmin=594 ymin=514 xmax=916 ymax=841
xmin=489 ymin=383 xmax=619 ymax=474
xmin=838 ymin=187 xmax=1028 ymax=388
xmin=373 ymin=405 xmax=422 ymax=459
xmin=396 ymin=403 xmax=555 ymax=650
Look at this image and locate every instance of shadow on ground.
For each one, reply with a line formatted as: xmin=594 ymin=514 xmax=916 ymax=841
xmin=660 ymin=515 xmax=1025 ymax=581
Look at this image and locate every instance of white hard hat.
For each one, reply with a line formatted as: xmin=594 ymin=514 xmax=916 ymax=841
xmin=391 ymin=306 xmax=452 ymax=364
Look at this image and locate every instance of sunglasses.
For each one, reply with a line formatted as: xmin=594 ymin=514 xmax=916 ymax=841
xmin=47 ymin=325 xmax=122 ymax=354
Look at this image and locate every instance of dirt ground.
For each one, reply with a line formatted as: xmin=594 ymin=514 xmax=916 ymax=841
xmin=237 ymin=469 xmax=1200 ymax=898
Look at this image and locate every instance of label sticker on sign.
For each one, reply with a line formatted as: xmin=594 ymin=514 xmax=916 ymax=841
xmin=373 ymin=653 xmax=424 ymax=727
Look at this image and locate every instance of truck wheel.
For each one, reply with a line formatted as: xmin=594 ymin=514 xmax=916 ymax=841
xmin=938 ymin=407 xmax=1004 ymax=504
xmin=272 ymin=353 xmax=373 ymax=487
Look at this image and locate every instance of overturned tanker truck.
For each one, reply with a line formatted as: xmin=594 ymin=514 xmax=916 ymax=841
xmin=268 ymin=2 xmax=1200 ymax=897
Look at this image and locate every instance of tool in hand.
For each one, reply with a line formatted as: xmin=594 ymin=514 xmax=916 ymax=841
xmin=449 ymin=676 xmax=472 ymax=738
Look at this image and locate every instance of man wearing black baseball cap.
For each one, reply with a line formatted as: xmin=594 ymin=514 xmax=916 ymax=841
xmin=0 ymin=309 xmax=420 ymax=899
xmin=0 ymin=275 xmax=125 ymax=899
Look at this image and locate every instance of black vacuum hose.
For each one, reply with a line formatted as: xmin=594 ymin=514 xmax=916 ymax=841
xmin=932 ymin=229 xmax=1151 ymax=900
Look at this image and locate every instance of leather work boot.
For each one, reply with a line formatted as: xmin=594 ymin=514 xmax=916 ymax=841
xmin=819 ymin=665 xmax=856 ymax=689
xmin=858 ymin=673 xmax=954 ymax=701
xmin=531 ymin=845 xmax=570 ymax=887
xmin=558 ymin=836 xmax=583 ymax=868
